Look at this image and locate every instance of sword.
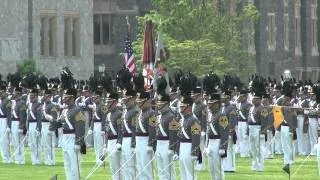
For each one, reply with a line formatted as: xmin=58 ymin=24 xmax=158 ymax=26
xmin=133 ymin=152 xmax=156 ymax=180
xmin=85 ymin=145 xmax=117 ymax=180
xmin=113 ymin=150 xmax=136 ymax=177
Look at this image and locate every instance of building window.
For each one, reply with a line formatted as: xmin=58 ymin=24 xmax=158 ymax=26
xmin=295 ymin=0 xmax=302 ymax=55
xmin=40 ymin=13 xmax=57 ymax=57
xmin=93 ymin=14 xmax=112 ymax=45
xmin=267 ymin=13 xmax=276 ymax=51
xmin=284 ymin=14 xmax=289 ymax=51
xmin=64 ymin=14 xmax=80 ymax=57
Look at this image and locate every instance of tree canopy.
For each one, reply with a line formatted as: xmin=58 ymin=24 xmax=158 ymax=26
xmin=133 ymin=0 xmax=260 ymax=80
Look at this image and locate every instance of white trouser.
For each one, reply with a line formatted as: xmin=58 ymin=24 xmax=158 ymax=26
xmin=317 ymin=137 xmax=320 ymax=176
xmin=249 ymin=125 xmax=264 ymax=171
xmin=264 ymin=130 xmax=274 ymax=159
xmin=93 ymin=122 xmax=104 ymax=163
xmin=0 ymin=118 xmax=11 ymax=163
xmin=62 ymin=134 xmax=81 ymax=180
xmin=238 ymin=122 xmax=249 ymax=157
xmin=28 ymin=122 xmax=41 ymax=164
xmin=136 ymin=136 xmax=154 ymax=180
xmin=156 ymin=140 xmax=176 ymax=180
xmin=281 ymin=126 xmax=294 ymax=165
xmin=179 ymin=142 xmax=197 ymax=180
xmin=196 ymin=134 xmax=206 ymax=171
xmin=207 ymin=139 xmax=224 ymax=180
xmin=84 ymin=112 xmax=93 ymax=147
xmin=121 ymin=137 xmax=136 ymax=180
xmin=108 ymin=139 xmax=122 ymax=180
xmin=274 ymin=130 xmax=283 ymax=154
xmin=11 ymin=121 xmax=25 ymax=164
xmin=223 ymin=136 xmax=236 ymax=172
xmin=41 ymin=122 xmax=55 ymax=165
xmin=296 ymin=115 xmax=310 ymax=155
xmin=308 ymin=118 xmax=318 ymax=155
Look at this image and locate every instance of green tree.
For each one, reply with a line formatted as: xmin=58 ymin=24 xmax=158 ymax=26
xmin=17 ymin=59 xmax=40 ymax=76
xmin=133 ymin=0 xmax=259 ymax=80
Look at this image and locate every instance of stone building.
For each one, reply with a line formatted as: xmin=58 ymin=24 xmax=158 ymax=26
xmin=0 ymin=0 xmax=93 ymax=79
xmin=92 ymin=0 xmax=152 ymax=76
xmin=255 ymin=0 xmax=319 ymax=81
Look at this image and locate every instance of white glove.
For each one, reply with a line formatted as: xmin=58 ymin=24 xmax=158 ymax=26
xmin=116 ymin=143 xmax=122 ymax=151
xmin=36 ymin=130 xmax=41 ymax=137
xmin=74 ymin=145 xmax=81 ymax=151
xmin=204 ymin=148 xmax=210 ymax=156
xmin=172 ymin=154 xmax=179 ymax=161
xmin=131 ymin=148 xmax=136 ymax=154
xmin=168 ymin=150 xmax=174 ymax=156
xmin=45 ymin=114 xmax=53 ymax=121
xmin=191 ymin=156 xmax=198 ymax=161
xmin=228 ymin=135 xmax=232 ymax=140
xmin=100 ymin=131 xmax=105 ymax=135
xmin=147 ymin=146 xmax=153 ymax=153
xmin=17 ymin=129 xmax=23 ymax=133
xmin=219 ymin=149 xmax=225 ymax=156
xmin=87 ymin=129 xmax=93 ymax=135
xmin=6 ymin=128 xmax=11 ymax=134
xmin=201 ymin=131 xmax=206 ymax=137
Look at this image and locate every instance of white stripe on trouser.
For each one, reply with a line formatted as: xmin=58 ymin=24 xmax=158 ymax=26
xmin=0 ymin=118 xmax=11 ymax=163
xmin=281 ymin=126 xmax=294 ymax=165
xmin=274 ymin=130 xmax=283 ymax=154
xmin=316 ymin=137 xmax=320 ymax=176
xmin=179 ymin=142 xmax=197 ymax=180
xmin=62 ymin=134 xmax=81 ymax=180
xmin=93 ymin=122 xmax=104 ymax=163
xmin=136 ymin=136 xmax=153 ymax=180
xmin=238 ymin=122 xmax=249 ymax=157
xmin=207 ymin=139 xmax=224 ymax=180
xmin=41 ymin=122 xmax=55 ymax=165
xmin=249 ymin=125 xmax=264 ymax=171
xmin=296 ymin=115 xmax=310 ymax=155
xmin=108 ymin=139 xmax=122 ymax=180
xmin=223 ymin=136 xmax=236 ymax=172
xmin=121 ymin=137 xmax=136 ymax=180
xmin=308 ymin=118 xmax=318 ymax=155
xmin=156 ymin=140 xmax=176 ymax=180
xmin=11 ymin=121 xmax=25 ymax=164
xmin=29 ymin=122 xmax=41 ymax=164
xmin=264 ymin=130 xmax=274 ymax=159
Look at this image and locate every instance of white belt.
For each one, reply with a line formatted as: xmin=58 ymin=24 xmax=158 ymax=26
xmin=0 ymin=107 xmax=4 ymax=116
xmin=209 ymin=123 xmax=218 ymax=135
xmin=138 ymin=112 xmax=147 ymax=133
xmin=123 ymin=119 xmax=132 ymax=134
xmin=63 ymin=109 xmax=73 ymax=130
xmin=239 ymin=110 xmax=246 ymax=120
xmin=107 ymin=113 xmax=117 ymax=135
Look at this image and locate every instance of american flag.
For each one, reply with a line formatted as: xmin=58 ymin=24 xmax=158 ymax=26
xmin=124 ymin=35 xmax=136 ymax=73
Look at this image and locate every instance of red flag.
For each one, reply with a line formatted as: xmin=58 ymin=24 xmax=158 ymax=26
xmin=142 ymin=20 xmax=155 ymax=68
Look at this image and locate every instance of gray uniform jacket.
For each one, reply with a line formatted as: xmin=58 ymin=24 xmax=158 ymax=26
xmin=136 ymin=107 xmax=157 ymax=148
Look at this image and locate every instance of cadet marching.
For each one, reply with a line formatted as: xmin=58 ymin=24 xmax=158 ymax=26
xmin=1 ymin=68 xmax=320 ymax=180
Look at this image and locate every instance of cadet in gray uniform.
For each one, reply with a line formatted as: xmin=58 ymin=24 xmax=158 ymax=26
xmin=221 ymin=90 xmax=237 ymax=172
xmin=236 ymin=89 xmax=250 ymax=157
xmin=104 ymin=91 xmax=123 ymax=180
xmin=11 ymin=87 xmax=27 ymax=165
xmin=135 ymin=91 xmax=157 ymax=180
xmin=27 ymin=88 xmax=41 ymax=165
xmin=61 ymin=88 xmax=86 ymax=180
xmin=89 ymin=89 xmax=107 ymax=164
xmin=178 ymin=95 xmax=201 ymax=180
xmin=261 ymin=94 xmax=274 ymax=159
xmin=155 ymin=76 xmax=179 ymax=180
xmin=41 ymin=89 xmax=59 ymax=165
xmin=0 ymin=85 xmax=12 ymax=163
xmin=205 ymin=93 xmax=228 ymax=180
xmin=307 ymin=87 xmax=318 ymax=156
xmin=191 ymin=87 xmax=206 ymax=171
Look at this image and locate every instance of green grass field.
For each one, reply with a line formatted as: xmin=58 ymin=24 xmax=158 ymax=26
xmin=0 ymin=148 xmax=319 ymax=180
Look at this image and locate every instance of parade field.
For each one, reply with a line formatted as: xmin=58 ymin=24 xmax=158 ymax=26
xmin=0 ymin=148 xmax=318 ymax=180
